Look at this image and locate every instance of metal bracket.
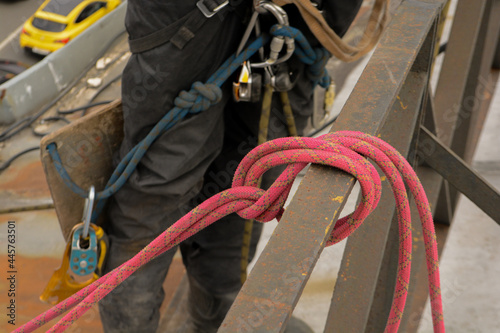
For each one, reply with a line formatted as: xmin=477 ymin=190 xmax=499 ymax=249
xmin=418 ymin=126 xmax=500 ymax=224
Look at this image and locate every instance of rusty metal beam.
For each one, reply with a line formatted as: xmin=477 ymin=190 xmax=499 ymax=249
xmin=328 ymin=7 xmax=439 ymax=331
xmin=327 ymin=72 xmax=430 ymax=332
xmin=220 ymin=1 xmax=442 ymax=332
xmin=433 ymin=0 xmax=496 ymax=224
xmin=433 ymin=0 xmax=493 ymax=144
xmin=441 ymin=0 xmax=500 ymax=222
xmin=395 ymin=1 xmax=500 ymax=328
xmin=419 ymin=126 xmax=500 ymax=224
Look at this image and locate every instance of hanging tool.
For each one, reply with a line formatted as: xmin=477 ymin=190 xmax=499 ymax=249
xmin=69 ymin=186 xmax=98 ymax=276
xmin=233 ymin=61 xmax=262 ymax=102
xmin=40 ymin=186 xmax=108 ymax=305
xmin=233 ymin=0 xmax=295 ymax=102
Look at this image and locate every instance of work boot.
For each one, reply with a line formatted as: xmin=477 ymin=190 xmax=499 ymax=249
xmin=184 ymin=276 xmax=314 ymax=333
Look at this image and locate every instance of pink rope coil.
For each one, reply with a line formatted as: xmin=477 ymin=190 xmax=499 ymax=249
xmin=13 ymin=131 xmax=444 ymax=333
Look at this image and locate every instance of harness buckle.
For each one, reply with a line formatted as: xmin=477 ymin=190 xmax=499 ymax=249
xmin=197 ymin=0 xmax=229 ymax=18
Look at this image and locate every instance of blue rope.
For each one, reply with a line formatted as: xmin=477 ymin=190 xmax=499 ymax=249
xmin=270 ymin=25 xmax=331 ymax=88
xmin=47 ymin=25 xmax=331 ymax=222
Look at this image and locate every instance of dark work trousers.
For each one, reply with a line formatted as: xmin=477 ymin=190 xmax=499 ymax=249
xmin=98 ymin=1 xmax=361 ymax=332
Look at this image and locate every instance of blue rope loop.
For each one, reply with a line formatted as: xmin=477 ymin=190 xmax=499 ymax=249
xmin=308 ymin=48 xmax=331 ymax=88
xmin=47 ymin=142 xmax=89 ymax=198
xmin=48 ymin=25 xmax=332 ymax=222
xmin=270 ymin=25 xmax=331 ymax=88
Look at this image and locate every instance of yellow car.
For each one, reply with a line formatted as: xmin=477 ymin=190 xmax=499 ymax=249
xmin=20 ymin=0 xmax=121 ymax=55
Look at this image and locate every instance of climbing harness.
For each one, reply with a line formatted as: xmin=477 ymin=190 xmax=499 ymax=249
xmin=39 ymin=186 xmax=108 ymax=305
xmin=16 ymin=131 xmax=445 ymax=333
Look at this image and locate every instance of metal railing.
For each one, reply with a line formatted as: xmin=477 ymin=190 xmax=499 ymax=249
xmin=220 ymin=0 xmax=500 ymax=331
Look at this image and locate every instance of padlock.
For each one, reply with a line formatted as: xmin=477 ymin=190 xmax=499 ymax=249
xmin=233 ymin=61 xmax=262 ymax=103
xmin=40 ymin=223 xmax=108 ymax=305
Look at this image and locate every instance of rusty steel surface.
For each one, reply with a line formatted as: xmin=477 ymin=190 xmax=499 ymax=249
xmin=434 ymin=0 xmax=499 ymax=224
xmin=325 ymin=8 xmax=439 ymax=328
xmin=419 ymin=127 xmax=500 ymax=224
xmin=40 ymin=100 xmax=123 ymax=239
xmin=326 ymin=69 xmax=432 ymax=332
xmin=433 ymin=0 xmax=492 ymax=146
xmin=433 ymin=0 xmax=490 ymax=224
xmin=446 ymin=0 xmax=495 ymax=160
xmin=220 ymin=1 xmax=442 ymax=332
xmin=393 ymin=0 xmax=500 ymax=329
xmin=467 ymin=1 xmax=500 ymax=161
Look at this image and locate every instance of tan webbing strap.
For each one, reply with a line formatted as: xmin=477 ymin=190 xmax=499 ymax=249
xmin=272 ymin=0 xmax=390 ymax=62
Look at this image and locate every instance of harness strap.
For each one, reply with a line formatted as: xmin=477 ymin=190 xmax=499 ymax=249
xmin=273 ymin=0 xmax=390 ymax=62
xmin=128 ymin=0 xmax=231 ymax=54
xmin=170 ymin=9 xmax=208 ymax=50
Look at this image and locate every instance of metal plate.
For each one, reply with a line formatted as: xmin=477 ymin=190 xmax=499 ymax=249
xmin=40 ymin=100 xmax=123 ymax=240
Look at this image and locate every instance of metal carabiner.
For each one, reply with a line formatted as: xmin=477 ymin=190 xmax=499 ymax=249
xmin=81 ymin=185 xmax=95 ymax=239
xmin=250 ymin=1 xmax=294 ymax=68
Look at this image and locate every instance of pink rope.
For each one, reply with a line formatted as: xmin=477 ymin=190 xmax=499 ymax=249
xmin=13 ymin=131 xmax=444 ymax=333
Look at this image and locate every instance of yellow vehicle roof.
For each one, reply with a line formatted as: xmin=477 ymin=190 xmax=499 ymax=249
xmin=41 ymin=0 xmax=86 ymax=17
xmin=35 ymin=0 xmax=103 ymax=25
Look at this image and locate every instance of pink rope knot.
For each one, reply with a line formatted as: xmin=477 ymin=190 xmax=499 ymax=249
xmin=14 ymin=131 xmax=445 ymax=333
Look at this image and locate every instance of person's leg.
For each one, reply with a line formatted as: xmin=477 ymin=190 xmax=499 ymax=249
xmin=169 ymin=0 xmax=366 ymax=327
xmin=98 ymin=1 xmax=245 ymax=331
xmin=98 ymin=238 xmax=177 ymax=333
xmin=179 ymin=55 xmax=316 ymax=332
